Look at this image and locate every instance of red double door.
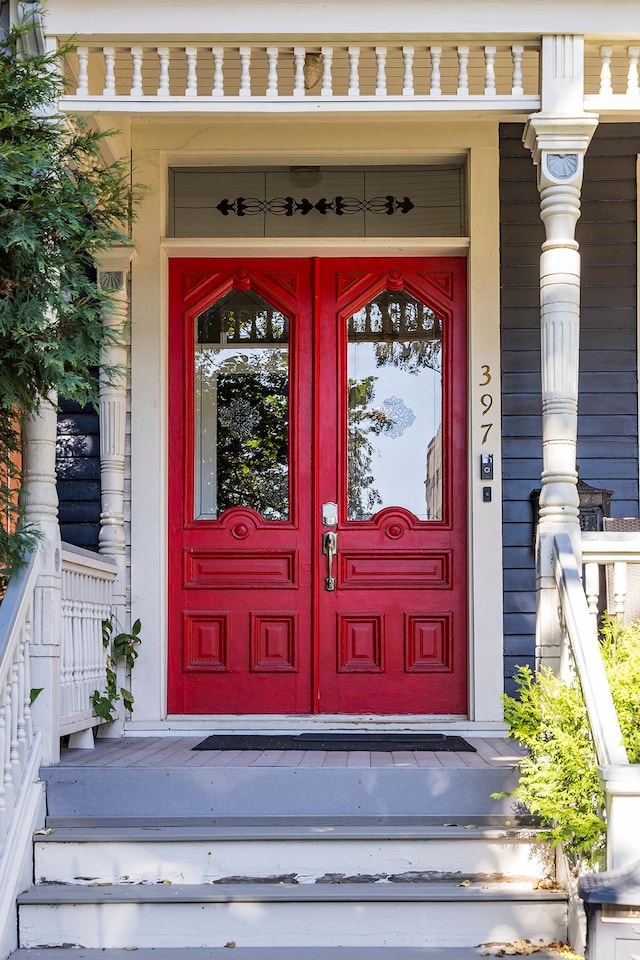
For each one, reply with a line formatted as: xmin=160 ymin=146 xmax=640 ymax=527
xmin=168 ymin=257 xmax=467 ymax=715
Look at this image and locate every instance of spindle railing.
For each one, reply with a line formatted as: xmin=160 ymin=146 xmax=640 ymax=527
xmin=59 ymin=40 xmax=541 ymax=110
xmin=59 ymin=544 xmax=117 ymax=741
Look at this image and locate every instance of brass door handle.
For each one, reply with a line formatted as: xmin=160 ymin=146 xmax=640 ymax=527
xmin=323 ymin=531 xmax=337 ymax=591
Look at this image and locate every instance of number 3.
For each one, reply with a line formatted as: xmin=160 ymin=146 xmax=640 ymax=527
xmin=479 ymin=365 xmax=491 ymax=386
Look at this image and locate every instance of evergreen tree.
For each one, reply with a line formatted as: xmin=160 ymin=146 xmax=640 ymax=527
xmin=0 ymin=6 xmax=133 ymax=579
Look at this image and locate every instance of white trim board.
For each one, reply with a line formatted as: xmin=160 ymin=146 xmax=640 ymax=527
xmin=126 ymin=716 xmax=508 ymax=736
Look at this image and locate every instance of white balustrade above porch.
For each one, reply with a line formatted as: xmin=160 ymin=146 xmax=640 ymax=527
xmin=59 ymin=39 xmax=541 ymax=112
xmin=585 ymin=43 xmax=640 ymax=112
xmin=53 ymin=35 xmax=640 ymax=115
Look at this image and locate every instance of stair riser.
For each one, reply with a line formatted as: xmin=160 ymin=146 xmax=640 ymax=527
xmin=34 ymin=838 xmax=549 ymax=884
xmin=19 ymin=900 xmax=567 ymax=950
xmin=42 ymin=767 xmax=520 ymax=817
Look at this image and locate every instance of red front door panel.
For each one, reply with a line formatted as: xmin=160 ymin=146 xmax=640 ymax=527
xmin=168 ymin=257 xmax=467 ymax=715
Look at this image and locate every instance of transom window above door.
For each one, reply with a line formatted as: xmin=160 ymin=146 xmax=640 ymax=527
xmin=168 ymin=164 xmax=466 ymax=239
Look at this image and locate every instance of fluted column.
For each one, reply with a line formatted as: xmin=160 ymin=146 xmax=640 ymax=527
xmin=95 ymin=246 xmax=136 ymax=736
xmin=22 ymin=394 xmax=61 ymax=764
xmin=524 ymin=104 xmax=598 ymax=670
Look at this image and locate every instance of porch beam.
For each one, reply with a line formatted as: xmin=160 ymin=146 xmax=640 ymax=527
xmin=523 ymin=35 xmax=598 ymax=671
xmin=95 ymin=246 xmax=137 ymax=737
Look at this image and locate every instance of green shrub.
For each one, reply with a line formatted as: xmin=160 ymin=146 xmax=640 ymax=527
xmin=501 ymin=614 xmax=640 ymax=869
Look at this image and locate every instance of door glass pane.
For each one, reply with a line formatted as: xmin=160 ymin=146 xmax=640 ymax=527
xmin=347 ymin=290 xmax=443 ymax=521
xmin=194 ymin=289 xmax=289 ymax=520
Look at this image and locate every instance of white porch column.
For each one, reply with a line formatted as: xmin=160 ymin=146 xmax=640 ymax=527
xmin=22 ymin=395 xmax=62 ymax=765
xmin=95 ymin=246 xmax=136 ymax=737
xmin=524 ymin=36 xmax=598 ymax=671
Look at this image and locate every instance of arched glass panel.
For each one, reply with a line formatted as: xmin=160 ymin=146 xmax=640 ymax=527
xmin=194 ymin=289 xmax=289 ymax=520
xmin=346 ymin=289 xmax=443 ymax=521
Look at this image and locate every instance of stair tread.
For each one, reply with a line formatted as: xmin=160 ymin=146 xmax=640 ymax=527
xmin=37 ymin=823 xmax=542 ymax=842
xmin=8 ymin=949 xmax=573 ymax=960
xmin=8 ymin=950 xmax=575 ymax=960
xmin=44 ymin=814 xmax=537 ymax=828
xmin=19 ymin=881 xmax=566 ymax=904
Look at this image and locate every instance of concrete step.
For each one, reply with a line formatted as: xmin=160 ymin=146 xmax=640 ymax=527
xmin=7 ymin=948 xmax=577 ymax=960
xmin=34 ymin=815 xmax=551 ymax=885
xmin=18 ymin=881 xmax=567 ymax=950
xmin=40 ymin=763 xmax=522 ymax=818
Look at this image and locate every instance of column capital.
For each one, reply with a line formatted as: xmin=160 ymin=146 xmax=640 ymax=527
xmin=95 ymin=244 xmax=137 ymax=291
xmin=523 ymin=114 xmax=599 ymax=191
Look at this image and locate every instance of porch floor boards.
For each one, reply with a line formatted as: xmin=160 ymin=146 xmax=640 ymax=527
xmin=58 ymin=736 xmax=524 ymax=769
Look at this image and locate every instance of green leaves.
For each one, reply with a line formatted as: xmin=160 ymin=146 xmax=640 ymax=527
xmin=93 ymin=618 xmax=142 ymax=722
xmin=0 ymin=7 xmax=136 ymax=576
xmin=502 ymin=616 xmax=640 ymax=869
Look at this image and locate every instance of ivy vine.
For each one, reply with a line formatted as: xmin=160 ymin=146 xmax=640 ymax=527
xmin=91 ymin=618 xmax=142 ymax=722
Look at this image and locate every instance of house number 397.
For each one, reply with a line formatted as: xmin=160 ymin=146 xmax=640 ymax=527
xmin=479 ymin=365 xmax=493 ymax=444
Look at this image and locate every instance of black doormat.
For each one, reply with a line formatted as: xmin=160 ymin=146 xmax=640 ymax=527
xmin=193 ymin=733 xmax=475 ymax=752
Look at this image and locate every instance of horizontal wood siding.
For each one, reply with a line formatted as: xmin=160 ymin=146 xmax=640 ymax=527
xmin=56 ymin=396 xmax=101 ymax=551
xmin=500 ymin=122 xmax=639 ymax=695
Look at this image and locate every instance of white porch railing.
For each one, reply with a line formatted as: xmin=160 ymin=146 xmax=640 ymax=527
xmin=0 ymin=551 xmax=39 ymax=840
xmin=59 ymin=39 xmax=541 ymax=112
xmin=59 ymin=544 xmax=117 ymax=739
xmin=554 ymin=532 xmax=640 ymax=871
xmin=0 ymin=550 xmax=45 ymax=958
xmin=585 ymin=43 xmax=640 ymax=112
xmin=583 ymin=531 xmax=640 ymax=625
xmin=56 ymin=35 xmax=640 ymax=116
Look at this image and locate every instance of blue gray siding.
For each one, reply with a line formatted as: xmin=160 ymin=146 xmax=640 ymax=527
xmin=56 ymin=396 xmax=101 ymax=551
xmin=500 ymin=122 xmax=639 ymax=694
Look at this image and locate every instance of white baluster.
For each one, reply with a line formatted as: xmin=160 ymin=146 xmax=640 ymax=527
xmin=511 ymin=44 xmax=524 ymax=96
xmin=16 ymin=640 xmax=26 ymax=762
xmin=348 ymin=46 xmax=360 ymax=97
xmin=627 ymin=46 xmax=640 ymax=96
xmin=266 ymin=47 xmax=279 ymax=97
xmin=102 ymin=46 xmax=116 ymax=97
xmin=185 ymin=46 xmax=198 ymax=97
xmin=456 ymin=46 xmax=469 ymax=96
xmin=239 ymin=46 xmax=252 ymax=97
xmin=212 ymin=47 xmax=224 ymax=97
xmin=429 ymin=46 xmax=442 ymax=96
xmin=321 ymin=46 xmax=333 ymax=97
xmin=157 ymin=47 xmax=170 ymax=96
xmin=0 ymin=704 xmax=5 ymax=818
xmin=375 ymin=46 xmax=387 ymax=97
xmin=10 ymin=661 xmax=19 ymax=770
xmin=484 ymin=45 xmax=497 ymax=96
xmin=584 ymin=561 xmax=601 ymax=627
xmin=72 ymin=597 xmax=82 ymax=714
xmin=3 ymin=684 xmax=12 ymax=804
xmin=402 ymin=46 xmax=414 ymax=96
xmin=293 ymin=46 xmax=306 ymax=97
xmin=81 ymin=599 xmax=91 ymax=711
xmin=61 ymin=594 xmax=71 ymax=717
xmin=23 ymin=620 xmax=33 ymax=745
xmin=76 ymin=46 xmax=89 ymax=96
xmin=600 ymin=46 xmax=613 ymax=95
xmin=613 ymin=561 xmax=628 ymax=619
xmin=130 ymin=47 xmax=143 ymax=96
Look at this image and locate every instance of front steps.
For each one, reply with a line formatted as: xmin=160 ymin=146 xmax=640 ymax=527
xmin=11 ymin=739 xmax=571 ymax=958
xmin=18 ymin=878 xmax=566 ymax=950
xmin=33 ymin=815 xmax=550 ymax=884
